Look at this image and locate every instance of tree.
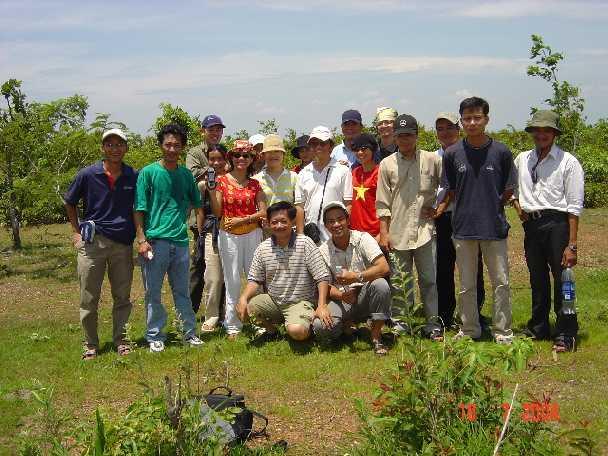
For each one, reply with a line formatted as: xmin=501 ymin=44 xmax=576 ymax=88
xmin=527 ymin=34 xmax=585 ymax=152
xmin=257 ymin=119 xmax=279 ymax=135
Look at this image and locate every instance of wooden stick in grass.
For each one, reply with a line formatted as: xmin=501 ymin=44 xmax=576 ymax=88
xmin=493 ymin=382 xmax=519 ymax=456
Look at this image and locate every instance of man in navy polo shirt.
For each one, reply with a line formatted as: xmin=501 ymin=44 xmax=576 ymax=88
xmin=64 ymin=128 xmax=137 ymax=360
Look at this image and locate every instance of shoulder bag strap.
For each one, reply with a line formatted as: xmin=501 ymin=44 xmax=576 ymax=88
xmin=316 ymin=166 xmax=332 ymax=223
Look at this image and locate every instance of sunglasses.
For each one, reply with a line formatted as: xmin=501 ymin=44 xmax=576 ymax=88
xmin=232 ymin=152 xmax=253 ymax=159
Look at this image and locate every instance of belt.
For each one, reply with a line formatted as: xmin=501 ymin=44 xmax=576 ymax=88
xmin=525 ymin=209 xmax=567 ymax=220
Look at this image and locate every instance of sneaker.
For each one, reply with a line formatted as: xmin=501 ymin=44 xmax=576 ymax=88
xmin=186 ymin=335 xmax=204 ymax=347
xmin=391 ymin=320 xmax=410 ymax=336
xmin=495 ymin=334 xmax=513 ymax=345
xmin=149 ymin=341 xmax=165 ymax=353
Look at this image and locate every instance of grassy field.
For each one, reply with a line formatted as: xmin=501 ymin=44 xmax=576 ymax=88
xmin=1 ymin=208 xmax=607 ymax=455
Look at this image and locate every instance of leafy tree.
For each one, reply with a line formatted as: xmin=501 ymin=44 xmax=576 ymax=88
xmin=527 ymin=34 xmax=585 ymax=152
xmin=257 ymin=119 xmax=278 ymax=135
xmin=152 ymin=102 xmax=202 ymax=148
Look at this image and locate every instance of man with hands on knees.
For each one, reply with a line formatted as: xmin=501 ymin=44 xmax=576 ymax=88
xmin=237 ymin=202 xmax=332 ymax=342
xmin=315 ymin=201 xmax=392 ymax=355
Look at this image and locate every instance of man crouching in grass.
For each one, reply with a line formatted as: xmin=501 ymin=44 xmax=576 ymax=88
xmin=314 ymin=201 xmax=392 ymax=355
xmin=237 ymin=201 xmax=333 ymax=342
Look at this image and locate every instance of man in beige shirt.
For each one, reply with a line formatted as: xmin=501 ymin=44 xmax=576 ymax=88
xmin=376 ymin=114 xmax=442 ymax=340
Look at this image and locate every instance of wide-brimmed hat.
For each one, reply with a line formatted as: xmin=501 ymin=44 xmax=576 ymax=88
xmin=262 ymin=134 xmax=286 ymax=154
xmin=376 ymin=107 xmax=398 ymax=123
xmin=291 ymin=135 xmax=310 ymax=159
xmin=230 ymin=139 xmax=253 ymax=153
xmin=525 ymin=110 xmax=561 ymax=135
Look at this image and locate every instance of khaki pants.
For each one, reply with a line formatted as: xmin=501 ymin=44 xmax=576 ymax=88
xmin=454 ymin=238 xmax=512 ymax=338
xmin=202 ymin=232 xmax=224 ymax=323
xmin=392 ymin=239 xmax=440 ymax=331
xmin=77 ymin=234 xmax=133 ymax=348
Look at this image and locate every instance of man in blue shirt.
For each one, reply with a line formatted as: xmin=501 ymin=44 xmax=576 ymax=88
xmin=332 ymin=109 xmax=363 ymax=167
xmin=64 ymin=128 xmax=137 ymax=360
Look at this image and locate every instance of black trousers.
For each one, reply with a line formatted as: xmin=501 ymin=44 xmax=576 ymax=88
xmin=435 ymin=212 xmax=485 ymax=328
xmin=523 ymin=213 xmax=578 ymax=339
xmin=189 ymin=228 xmax=204 ymax=314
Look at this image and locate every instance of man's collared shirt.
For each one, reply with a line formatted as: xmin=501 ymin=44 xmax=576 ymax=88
xmin=332 ymin=143 xmax=358 ymax=167
xmin=319 ymin=230 xmax=384 ymax=286
xmin=248 ymin=233 xmax=331 ymax=305
xmin=295 ymin=158 xmax=353 ymax=242
xmin=64 ymin=161 xmax=137 ymax=245
xmin=376 ymin=150 xmax=442 ymax=250
xmin=514 ymin=144 xmax=584 ymax=216
xmin=186 ymin=142 xmax=210 ymax=183
xmin=253 ymin=168 xmax=298 ymax=206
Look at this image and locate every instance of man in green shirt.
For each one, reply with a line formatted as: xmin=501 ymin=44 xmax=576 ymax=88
xmin=134 ymin=123 xmax=205 ymax=352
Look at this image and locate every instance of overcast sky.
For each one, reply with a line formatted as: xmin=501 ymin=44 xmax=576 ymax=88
xmin=1 ymin=0 xmax=607 ymax=137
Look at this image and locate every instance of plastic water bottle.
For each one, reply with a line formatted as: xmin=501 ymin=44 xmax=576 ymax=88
xmin=561 ymin=267 xmax=576 ymax=315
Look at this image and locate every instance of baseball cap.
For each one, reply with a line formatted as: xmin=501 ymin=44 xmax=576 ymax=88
xmin=102 ymin=128 xmax=127 ymax=143
xmin=248 ymin=133 xmax=265 ymax=147
xmin=291 ymin=135 xmax=310 ymax=159
xmin=231 ymin=139 xmax=253 ymax=153
xmin=262 ymin=134 xmax=286 ymax=154
xmin=323 ymin=201 xmax=348 ymax=219
xmin=201 ymin=114 xmax=226 ymax=129
xmin=376 ymin=107 xmax=398 ymax=123
xmin=525 ymin=110 xmax=562 ymax=134
xmin=341 ymin=109 xmax=362 ymax=125
xmin=435 ymin=112 xmax=460 ymax=126
xmin=351 ymin=133 xmax=378 ymax=152
xmin=308 ymin=126 xmax=334 ymax=143
xmin=393 ymin=114 xmax=419 ymax=135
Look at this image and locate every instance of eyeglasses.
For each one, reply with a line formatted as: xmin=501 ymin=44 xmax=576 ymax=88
xmin=232 ymin=153 xmax=252 ymax=159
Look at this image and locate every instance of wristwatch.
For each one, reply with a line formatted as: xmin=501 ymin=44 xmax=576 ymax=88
xmin=568 ymin=244 xmax=577 ymax=253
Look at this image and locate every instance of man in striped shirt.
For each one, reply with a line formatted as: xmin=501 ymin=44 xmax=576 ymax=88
xmin=237 ymin=201 xmax=333 ymax=341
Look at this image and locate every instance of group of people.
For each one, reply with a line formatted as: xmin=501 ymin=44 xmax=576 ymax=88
xmin=64 ymin=96 xmax=584 ymax=360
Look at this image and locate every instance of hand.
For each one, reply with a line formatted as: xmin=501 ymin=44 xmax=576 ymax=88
xmin=223 ymin=217 xmax=240 ymax=231
xmin=562 ymin=246 xmax=577 ymax=267
xmin=336 ymin=270 xmax=358 ymax=286
xmin=138 ymin=240 xmax=152 ymax=258
xmin=421 ymin=207 xmax=436 ymax=220
xmin=338 ymin=160 xmax=350 ymax=167
xmin=237 ymin=297 xmax=249 ymax=321
xmin=517 ymin=209 xmax=529 ymax=222
xmin=72 ymin=232 xmax=83 ymax=248
xmin=433 ymin=206 xmax=445 ymax=219
xmin=315 ymin=305 xmax=333 ymax=329
xmin=340 ymin=288 xmax=359 ymax=305
xmin=378 ymin=232 xmax=392 ymax=251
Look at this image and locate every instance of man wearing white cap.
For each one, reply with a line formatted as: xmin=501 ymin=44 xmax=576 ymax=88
xmin=249 ymin=133 xmax=266 ymax=174
xmin=295 ymin=126 xmax=353 ymax=243
xmin=64 ymin=128 xmax=137 ymax=360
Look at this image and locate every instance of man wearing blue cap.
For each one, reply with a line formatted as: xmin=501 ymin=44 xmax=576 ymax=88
xmin=186 ymin=114 xmax=226 ymax=314
xmin=332 ymin=109 xmax=363 ymax=167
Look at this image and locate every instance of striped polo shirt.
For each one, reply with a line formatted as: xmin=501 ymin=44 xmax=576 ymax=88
xmin=248 ymin=233 xmax=331 ymax=306
xmin=253 ymin=168 xmax=298 ymax=205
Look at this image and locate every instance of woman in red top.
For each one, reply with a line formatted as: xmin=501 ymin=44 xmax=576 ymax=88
xmin=350 ymin=133 xmax=380 ymax=239
xmin=210 ymin=140 xmax=267 ymax=338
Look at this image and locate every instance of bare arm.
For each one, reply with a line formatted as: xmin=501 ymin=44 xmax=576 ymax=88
xmin=208 ymin=189 xmax=223 ymax=218
xmin=379 ymin=217 xmax=391 ymax=251
xmin=237 ymin=281 xmax=261 ymax=321
xmin=434 ymin=190 xmax=453 ymax=219
xmin=134 ymin=211 xmax=152 ymax=257
xmin=562 ymin=214 xmax=579 ymax=267
xmin=338 ymin=254 xmax=389 ymax=285
xmin=64 ymin=203 xmax=82 ymax=247
xmin=295 ymin=205 xmax=305 ymax=234
xmin=195 ymin=207 xmax=205 ymax=235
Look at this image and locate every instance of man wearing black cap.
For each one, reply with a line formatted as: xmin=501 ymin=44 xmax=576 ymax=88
xmin=332 ymin=109 xmax=363 ymax=167
xmin=186 ymin=114 xmax=226 ymax=313
xmin=291 ymin=135 xmax=313 ymax=174
xmin=376 ymin=114 xmax=443 ymax=340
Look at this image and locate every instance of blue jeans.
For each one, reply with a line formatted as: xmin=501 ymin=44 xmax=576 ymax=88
xmin=141 ymin=239 xmax=196 ymax=342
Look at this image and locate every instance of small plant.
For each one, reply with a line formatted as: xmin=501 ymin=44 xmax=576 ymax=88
xmin=388 ymin=252 xmax=419 ymax=337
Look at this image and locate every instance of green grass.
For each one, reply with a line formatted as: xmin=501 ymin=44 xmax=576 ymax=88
xmin=1 ymin=209 xmax=608 ymax=455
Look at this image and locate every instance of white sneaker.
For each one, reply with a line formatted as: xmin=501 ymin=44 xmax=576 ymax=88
xmin=186 ymin=335 xmax=204 ymax=347
xmin=495 ymin=334 xmax=513 ymax=345
xmin=453 ymin=330 xmax=470 ymax=341
xmin=149 ymin=341 xmax=165 ymax=352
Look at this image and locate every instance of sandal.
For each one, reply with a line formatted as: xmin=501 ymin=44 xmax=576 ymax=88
xmin=429 ymin=328 xmax=444 ymax=342
xmin=82 ymin=347 xmax=97 ymax=360
xmin=201 ymin=322 xmax=217 ymax=333
xmin=117 ymin=344 xmax=131 ymax=356
xmin=552 ymin=335 xmax=575 ymax=353
xmin=373 ymin=340 xmax=388 ymax=356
